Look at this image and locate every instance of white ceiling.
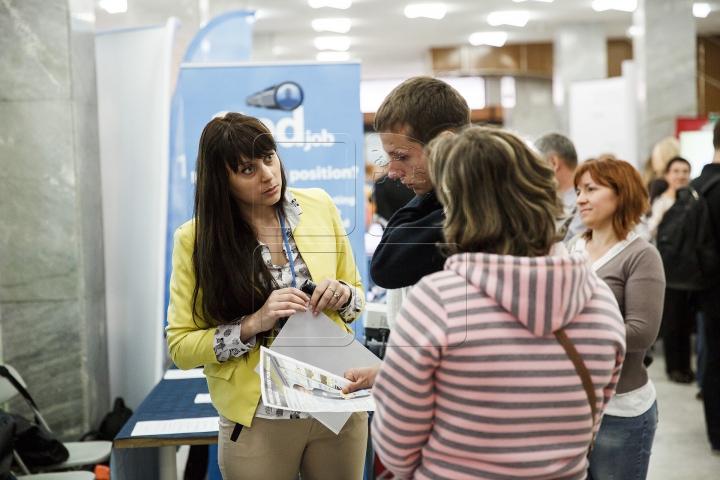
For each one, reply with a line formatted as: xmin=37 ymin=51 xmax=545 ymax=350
xmin=97 ymin=0 xmax=720 ymax=79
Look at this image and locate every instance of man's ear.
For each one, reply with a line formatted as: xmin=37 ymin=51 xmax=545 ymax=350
xmin=549 ymin=155 xmax=562 ymax=172
xmin=438 ymin=130 xmax=455 ymax=138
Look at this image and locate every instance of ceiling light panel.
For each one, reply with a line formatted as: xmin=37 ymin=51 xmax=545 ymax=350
xmin=487 ymin=11 xmax=530 ymax=27
xmin=314 ymin=36 xmax=351 ymax=51
xmin=469 ymin=31 xmax=508 ymax=47
xmin=591 ymin=0 xmax=637 ymax=12
xmin=99 ymin=0 xmax=127 ymax=14
xmin=512 ymin=0 xmax=553 ymax=3
xmin=312 ymin=18 xmax=352 ymax=33
xmin=693 ymin=3 xmax=712 ymax=18
xmin=309 ymin=0 xmax=352 ymax=9
xmin=404 ymin=3 xmax=448 ymax=19
xmin=317 ymin=52 xmax=350 ymax=61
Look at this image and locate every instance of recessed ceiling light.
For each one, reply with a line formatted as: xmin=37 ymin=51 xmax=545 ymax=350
xmin=404 ymin=3 xmax=447 ymax=19
xmin=314 ymin=36 xmax=351 ymax=51
xmin=487 ymin=11 xmax=530 ymax=27
xmin=312 ymin=18 xmax=352 ymax=33
xmin=309 ymin=0 xmax=352 ymax=9
xmin=591 ymin=0 xmax=637 ymax=12
xmin=469 ymin=32 xmax=509 ymax=47
xmin=99 ymin=0 xmax=127 ymax=14
xmin=512 ymin=0 xmax=553 ymax=3
xmin=693 ymin=3 xmax=712 ymax=17
xmin=317 ymin=52 xmax=350 ymax=61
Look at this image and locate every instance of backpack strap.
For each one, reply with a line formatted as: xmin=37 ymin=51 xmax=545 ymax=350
xmin=0 ymin=366 xmax=38 ymax=410
xmin=699 ymin=174 xmax=720 ymax=197
xmin=0 ymin=366 xmax=46 ymax=428
xmin=554 ymin=329 xmax=597 ymax=455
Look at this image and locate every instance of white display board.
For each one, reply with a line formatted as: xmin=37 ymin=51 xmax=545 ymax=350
xmin=95 ymin=19 xmax=178 ymax=409
xmin=680 ymin=130 xmax=715 ymax=177
xmin=569 ymin=61 xmax=638 ymax=167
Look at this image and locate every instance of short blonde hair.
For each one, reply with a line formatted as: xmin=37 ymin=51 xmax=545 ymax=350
xmin=426 ymin=127 xmax=564 ymax=257
xmin=651 ymin=136 xmax=680 ymax=175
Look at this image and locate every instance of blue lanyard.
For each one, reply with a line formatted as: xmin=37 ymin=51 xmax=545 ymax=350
xmin=277 ymin=209 xmax=296 ymax=288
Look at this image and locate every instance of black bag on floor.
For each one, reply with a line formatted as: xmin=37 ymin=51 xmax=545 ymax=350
xmin=97 ymin=397 xmax=133 ymax=441
xmin=0 ymin=411 xmax=15 ymax=480
xmin=12 ymin=414 xmax=68 ymax=467
xmin=80 ymin=397 xmax=133 ymax=443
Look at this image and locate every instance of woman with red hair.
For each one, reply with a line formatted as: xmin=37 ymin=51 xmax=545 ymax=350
xmin=570 ymin=158 xmax=665 ymax=480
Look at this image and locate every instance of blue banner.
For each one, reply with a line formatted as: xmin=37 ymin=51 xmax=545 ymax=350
xmin=183 ymin=10 xmax=255 ymax=63
xmin=166 ymin=62 xmax=366 ymax=339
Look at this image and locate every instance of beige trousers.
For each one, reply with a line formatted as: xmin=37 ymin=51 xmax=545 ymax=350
xmin=218 ymin=412 xmax=368 ymax=480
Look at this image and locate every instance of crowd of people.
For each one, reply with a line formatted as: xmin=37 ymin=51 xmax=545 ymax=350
xmin=165 ymin=76 xmax=720 ymax=479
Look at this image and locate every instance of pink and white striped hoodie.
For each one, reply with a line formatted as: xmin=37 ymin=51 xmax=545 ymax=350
xmin=371 ymin=251 xmax=626 ymax=480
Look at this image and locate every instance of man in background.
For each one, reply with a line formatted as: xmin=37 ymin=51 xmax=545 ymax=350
xmin=369 ymin=76 xmax=471 ymax=290
xmin=344 ymin=77 xmax=471 ymax=392
xmin=535 ymin=133 xmax=586 ymax=243
xmin=693 ymin=121 xmax=720 ymax=456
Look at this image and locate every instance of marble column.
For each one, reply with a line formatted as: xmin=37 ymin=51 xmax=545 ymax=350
xmin=0 ymin=0 xmax=109 ymax=439
xmin=633 ymin=0 xmax=697 ymax=162
xmin=503 ymin=77 xmax=558 ymax=140
xmin=553 ymin=24 xmax=607 ymax=134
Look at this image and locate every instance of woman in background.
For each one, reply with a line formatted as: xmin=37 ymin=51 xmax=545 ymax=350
xmin=371 ymin=127 xmax=626 ymax=480
xmin=648 ymin=157 xmax=691 ymax=239
xmin=644 ymin=136 xmax=681 ymax=201
xmin=571 ymin=158 xmax=665 ymax=480
xmin=647 ymin=157 xmax=696 ymax=384
xmin=166 ymin=113 xmax=366 ymax=480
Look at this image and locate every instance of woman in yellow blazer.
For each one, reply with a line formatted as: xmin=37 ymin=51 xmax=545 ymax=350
xmin=166 ymin=113 xmax=366 ymax=480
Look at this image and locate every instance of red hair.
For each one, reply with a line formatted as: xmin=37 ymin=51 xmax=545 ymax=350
xmin=574 ymin=158 xmax=649 ymax=240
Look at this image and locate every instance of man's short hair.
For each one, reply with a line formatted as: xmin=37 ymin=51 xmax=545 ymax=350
xmin=374 ymin=76 xmax=471 ymax=145
xmin=535 ymin=133 xmax=579 ymax=171
xmin=714 ymin=120 xmax=720 ymax=150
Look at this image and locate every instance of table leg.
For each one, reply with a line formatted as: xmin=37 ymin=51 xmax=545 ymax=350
xmin=159 ymin=445 xmax=178 ymax=480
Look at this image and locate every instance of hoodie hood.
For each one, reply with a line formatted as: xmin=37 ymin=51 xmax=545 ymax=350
xmin=445 ymin=251 xmax=597 ymax=337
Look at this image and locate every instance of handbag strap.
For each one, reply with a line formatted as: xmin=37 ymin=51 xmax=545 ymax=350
xmin=554 ymin=329 xmax=597 ymax=454
xmin=0 ymin=366 xmax=43 ymax=426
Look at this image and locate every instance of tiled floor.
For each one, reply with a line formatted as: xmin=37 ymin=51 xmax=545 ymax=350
xmin=646 ymin=351 xmax=720 ymax=479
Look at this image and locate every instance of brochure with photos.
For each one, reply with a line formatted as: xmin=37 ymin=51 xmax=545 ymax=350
xmin=260 ymin=347 xmax=375 ymax=413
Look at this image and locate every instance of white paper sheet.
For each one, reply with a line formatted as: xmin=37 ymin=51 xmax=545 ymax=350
xmin=163 ymin=368 xmax=205 ymax=380
xmin=130 ymin=417 xmax=219 ymax=436
xmin=194 ymin=393 xmax=212 ymax=404
xmin=263 ymin=310 xmax=383 ymax=434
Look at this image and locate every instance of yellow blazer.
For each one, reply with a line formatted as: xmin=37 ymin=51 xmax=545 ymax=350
xmin=166 ymin=187 xmax=364 ymax=427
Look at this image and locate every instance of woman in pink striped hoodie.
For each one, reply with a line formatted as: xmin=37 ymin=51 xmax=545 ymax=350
xmin=371 ymin=127 xmax=627 ymax=480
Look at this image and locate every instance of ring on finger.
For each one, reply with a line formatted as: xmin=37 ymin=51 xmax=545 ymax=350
xmin=333 ymin=293 xmax=341 ymax=300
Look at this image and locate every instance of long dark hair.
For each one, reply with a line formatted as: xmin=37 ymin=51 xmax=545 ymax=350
xmin=191 ymin=113 xmax=287 ymax=347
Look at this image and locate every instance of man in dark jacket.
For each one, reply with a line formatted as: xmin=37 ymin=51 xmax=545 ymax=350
xmin=693 ymin=120 xmax=720 ymax=455
xmin=369 ymin=77 xmax=471 ymax=289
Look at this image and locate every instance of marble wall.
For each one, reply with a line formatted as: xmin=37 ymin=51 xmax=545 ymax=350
xmin=503 ymin=77 xmax=558 ymax=142
xmin=633 ymin=0 xmax=697 ymax=161
xmin=553 ymin=24 xmax=608 ymax=134
xmin=0 ymin=0 xmax=108 ymax=439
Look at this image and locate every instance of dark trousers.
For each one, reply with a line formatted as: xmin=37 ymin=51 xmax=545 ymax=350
xmin=661 ymin=288 xmax=695 ymax=373
xmin=702 ymin=314 xmax=720 ymax=449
